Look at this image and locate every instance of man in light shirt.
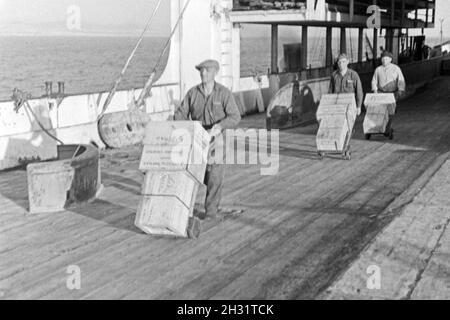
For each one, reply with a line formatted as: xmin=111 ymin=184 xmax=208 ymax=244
xmin=372 ymin=51 xmax=406 ymax=100
xmin=371 ymin=51 xmax=406 ymax=137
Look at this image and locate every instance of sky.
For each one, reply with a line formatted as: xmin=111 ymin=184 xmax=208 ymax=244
xmin=0 ymin=0 xmax=449 ymax=39
xmin=0 ymin=0 xmax=171 ymax=36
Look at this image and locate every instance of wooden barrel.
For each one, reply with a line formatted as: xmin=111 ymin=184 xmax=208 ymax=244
xmin=266 ymin=81 xmax=318 ymax=130
xmin=98 ymin=109 xmax=150 ymax=149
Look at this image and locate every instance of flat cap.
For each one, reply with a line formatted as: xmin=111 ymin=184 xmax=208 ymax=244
xmin=381 ymin=51 xmax=393 ymax=59
xmin=337 ymin=53 xmax=349 ymax=61
xmin=195 ymin=59 xmax=220 ymax=71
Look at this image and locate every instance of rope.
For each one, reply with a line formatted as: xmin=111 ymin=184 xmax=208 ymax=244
xmin=24 ymin=101 xmax=65 ymax=145
xmin=11 ymin=88 xmax=65 ymax=145
xmin=97 ymin=0 xmax=164 ymax=120
xmin=135 ymin=0 xmax=193 ymax=108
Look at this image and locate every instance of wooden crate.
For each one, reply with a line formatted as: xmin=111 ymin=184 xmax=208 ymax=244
xmin=142 ymin=121 xmax=210 ymax=151
xmin=316 ymin=95 xmax=356 ymax=152
xmin=316 ymin=125 xmax=349 ymax=151
xmin=364 ymin=93 xmax=396 ymax=115
xmin=365 ymin=104 xmax=389 ymax=114
xmin=134 ymin=189 xmax=199 ymax=238
xmin=363 ymin=110 xmax=389 ymax=134
xmin=319 ymin=93 xmax=357 ymax=108
xmin=139 ymin=144 xmax=207 ymax=184
xmin=317 ymin=93 xmax=357 ymax=122
xmin=139 ymin=121 xmax=211 ymax=184
xmin=318 ymin=112 xmax=356 ymax=129
xmin=141 ymin=171 xmax=197 ymax=208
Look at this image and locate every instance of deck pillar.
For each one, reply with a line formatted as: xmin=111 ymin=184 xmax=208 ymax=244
xmin=391 ymin=0 xmax=395 ymax=26
xmin=350 ymin=0 xmax=354 ymax=22
xmin=373 ymin=28 xmax=378 ymax=60
xmin=340 ymin=27 xmax=347 ymax=54
xmin=326 ymin=26 xmax=333 ymax=67
xmin=414 ymin=0 xmax=418 ymax=28
xmin=386 ymin=28 xmax=393 ymax=52
xmin=271 ymin=24 xmax=278 ymax=74
xmin=392 ymin=29 xmax=400 ymax=63
xmin=232 ymin=23 xmax=241 ymax=91
xmin=401 ymin=0 xmax=405 ymax=26
xmin=301 ymin=26 xmax=308 ymax=70
xmin=358 ymin=28 xmax=364 ymax=62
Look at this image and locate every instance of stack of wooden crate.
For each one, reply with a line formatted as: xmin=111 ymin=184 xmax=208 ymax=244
xmin=316 ymin=94 xmax=357 ymax=152
xmin=363 ymin=93 xmax=396 ymax=134
xmin=135 ymin=121 xmax=210 ymax=238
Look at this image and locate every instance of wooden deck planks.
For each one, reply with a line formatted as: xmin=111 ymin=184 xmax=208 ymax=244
xmin=1 ymin=79 xmax=450 ymax=299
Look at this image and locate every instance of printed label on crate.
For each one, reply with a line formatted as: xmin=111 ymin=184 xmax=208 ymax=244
xmin=317 ymin=94 xmax=357 ymax=121
xmin=141 ymin=172 xmax=197 ymax=208
xmin=139 ymin=143 xmax=207 ymax=167
xmin=318 ymin=113 xmax=356 ymax=129
xmin=139 ymin=144 xmax=208 ymax=183
xmin=364 ymin=93 xmax=396 ymax=115
xmin=319 ymin=93 xmax=357 ymax=108
xmin=316 ymin=124 xmax=349 ymax=151
xmin=143 ymin=121 xmax=211 ymax=150
xmin=364 ymin=93 xmax=396 ymax=105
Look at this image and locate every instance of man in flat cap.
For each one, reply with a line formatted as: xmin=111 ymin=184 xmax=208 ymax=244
xmin=174 ymin=59 xmax=241 ymax=220
xmin=329 ymin=53 xmax=363 ymax=114
xmin=371 ymin=51 xmax=406 ymax=136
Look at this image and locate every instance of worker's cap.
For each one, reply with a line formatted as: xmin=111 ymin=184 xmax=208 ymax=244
xmin=195 ymin=59 xmax=220 ymax=71
xmin=381 ymin=51 xmax=393 ymax=59
xmin=337 ymin=53 xmax=349 ymax=61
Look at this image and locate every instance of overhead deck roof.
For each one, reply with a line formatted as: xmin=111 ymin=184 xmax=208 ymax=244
xmin=231 ymin=0 xmax=435 ymax=29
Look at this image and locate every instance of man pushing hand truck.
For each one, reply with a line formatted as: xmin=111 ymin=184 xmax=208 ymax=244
xmin=369 ymin=51 xmax=406 ymax=139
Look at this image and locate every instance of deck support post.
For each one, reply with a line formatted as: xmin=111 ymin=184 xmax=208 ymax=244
xmin=358 ymin=28 xmax=364 ymax=62
xmin=391 ymin=0 xmax=395 ymax=26
xmin=392 ymin=28 xmax=400 ymax=63
xmin=373 ymin=28 xmax=378 ymax=61
xmin=340 ymin=27 xmax=346 ymax=54
xmin=271 ymin=24 xmax=279 ymax=74
xmin=326 ymin=26 xmax=333 ymax=67
xmin=386 ymin=28 xmax=393 ymax=52
xmin=414 ymin=0 xmax=418 ymax=28
xmin=401 ymin=0 xmax=405 ymax=26
xmin=301 ymin=26 xmax=308 ymax=70
xmin=350 ymin=0 xmax=354 ymax=22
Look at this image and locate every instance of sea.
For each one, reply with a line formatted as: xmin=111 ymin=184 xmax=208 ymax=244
xmin=0 ymin=35 xmax=443 ymax=101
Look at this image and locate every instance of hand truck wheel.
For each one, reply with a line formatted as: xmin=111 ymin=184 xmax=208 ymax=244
xmin=365 ymin=134 xmax=371 ymax=140
xmin=187 ymin=217 xmax=201 ymax=239
xmin=343 ymin=150 xmax=351 ymax=160
xmin=318 ymin=151 xmax=324 ymax=160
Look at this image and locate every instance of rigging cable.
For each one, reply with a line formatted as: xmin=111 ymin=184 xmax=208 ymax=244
xmin=135 ymin=0 xmax=194 ymax=109
xmin=25 ymin=101 xmax=65 ymax=145
xmin=98 ymin=0 xmax=164 ymax=120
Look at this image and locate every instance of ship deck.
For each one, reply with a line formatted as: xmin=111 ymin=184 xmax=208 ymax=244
xmin=1 ymin=77 xmax=450 ymax=300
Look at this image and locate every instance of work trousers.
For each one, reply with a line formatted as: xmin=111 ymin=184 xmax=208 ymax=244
xmin=204 ymin=164 xmax=225 ymax=216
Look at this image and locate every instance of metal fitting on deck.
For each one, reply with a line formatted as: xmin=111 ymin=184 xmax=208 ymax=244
xmin=57 ymin=81 xmax=65 ymax=95
xmin=45 ymin=81 xmax=53 ymax=97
